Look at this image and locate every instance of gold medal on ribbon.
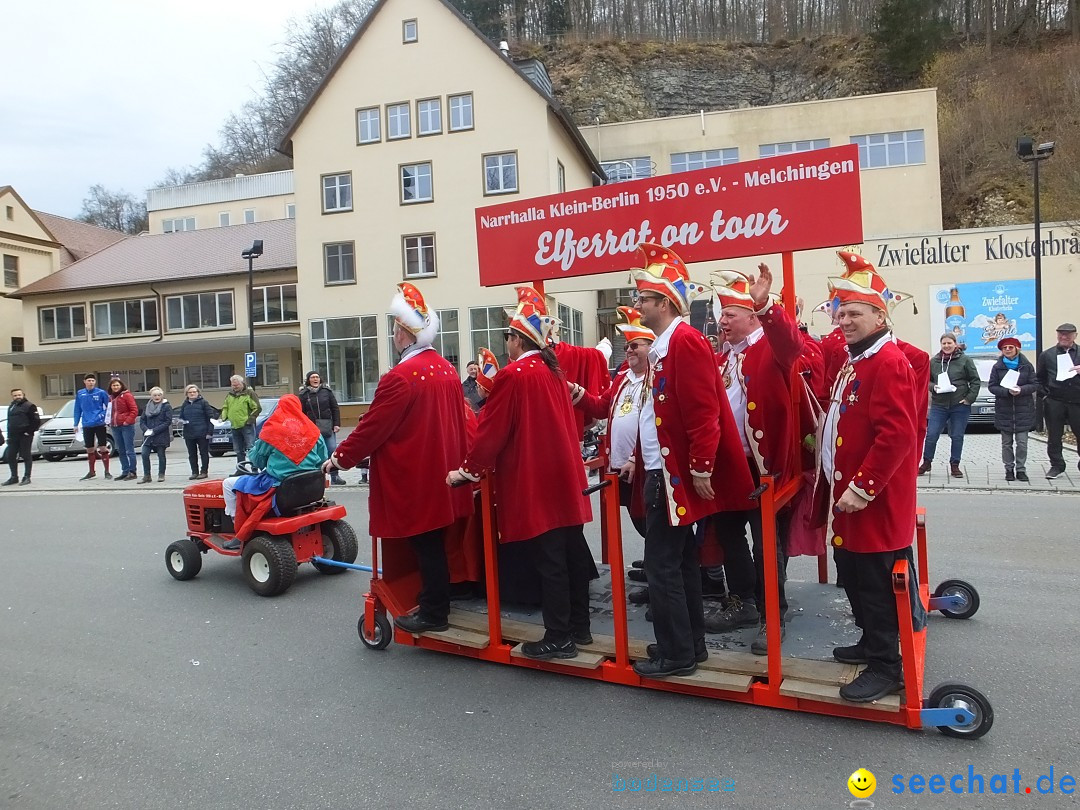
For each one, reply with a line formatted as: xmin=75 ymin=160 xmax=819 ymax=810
xmin=723 ymin=373 xmax=733 ymax=388
xmin=619 ymin=394 xmax=634 ymax=415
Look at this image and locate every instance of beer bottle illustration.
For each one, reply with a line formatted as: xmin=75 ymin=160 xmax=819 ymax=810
xmin=944 ymin=287 xmax=966 ymax=344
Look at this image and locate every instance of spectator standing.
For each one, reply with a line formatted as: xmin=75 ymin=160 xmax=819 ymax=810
xmin=221 ymin=376 xmax=261 ymax=463
xmin=107 ymin=378 xmax=139 ymax=481
xmin=987 ymin=337 xmax=1038 ymax=482
xmin=4 ymin=388 xmax=41 ymax=486
xmin=462 ymin=361 xmax=484 ymax=413
xmin=1036 ymin=323 xmax=1080 ymax=479
xmin=138 ymin=387 xmax=173 ymax=483
xmin=299 ymin=372 xmax=345 ymax=485
xmin=919 ymin=334 xmax=980 ymax=478
xmin=73 ymin=374 xmax=112 ymax=480
xmin=178 ymin=384 xmax=218 ymax=480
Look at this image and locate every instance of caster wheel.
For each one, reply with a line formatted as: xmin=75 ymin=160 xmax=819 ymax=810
xmin=934 ymin=579 xmax=980 ymax=619
xmin=358 ymin=613 xmax=392 ymax=650
xmin=928 ymin=682 xmax=993 ymax=739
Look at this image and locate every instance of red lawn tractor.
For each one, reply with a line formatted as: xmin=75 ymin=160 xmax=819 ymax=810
xmin=165 ymin=469 xmax=358 ymax=596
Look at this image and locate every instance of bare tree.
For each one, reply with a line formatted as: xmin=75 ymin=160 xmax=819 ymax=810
xmin=76 ymin=185 xmax=147 ymax=234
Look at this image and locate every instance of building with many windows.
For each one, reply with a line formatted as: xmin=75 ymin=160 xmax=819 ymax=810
xmin=146 ymin=171 xmax=295 ymax=234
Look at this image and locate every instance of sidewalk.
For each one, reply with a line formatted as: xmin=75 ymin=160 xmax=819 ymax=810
xmin=917 ymin=430 xmax=1080 ymax=493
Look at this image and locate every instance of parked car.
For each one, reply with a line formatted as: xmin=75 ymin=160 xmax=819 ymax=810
xmin=968 ymin=359 xmax=997 ymax=427
xmin=32 ymin=396 xmax=151 ymax=462
xmin=209 ymin=397 xmax=280 ymax=457
xmin=1 ymin=407 xmax=51 ymax=462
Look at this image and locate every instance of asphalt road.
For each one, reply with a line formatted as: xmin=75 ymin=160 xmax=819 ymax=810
xmin=1 ymin=490 xmax=1077 ymax=809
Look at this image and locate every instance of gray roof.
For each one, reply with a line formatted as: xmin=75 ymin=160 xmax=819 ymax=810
xmin=31 ymin=211 xmax=128 ymax=268
xmin=11 ymin=219 xmax=295 ymax=299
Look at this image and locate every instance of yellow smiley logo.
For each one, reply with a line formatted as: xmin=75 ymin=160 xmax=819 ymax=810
xmin=847 ymin=768 xmax=876 ymax=798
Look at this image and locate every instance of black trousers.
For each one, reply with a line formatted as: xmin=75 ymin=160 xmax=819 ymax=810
xmin=410 ymin=528 xmax=451 ymax=623
xmin=525 ymin=525 xmax=593 ymax=641
xmin=1045 ymin=398 xmax=1080 ymax=468
xmin=643 ymin=471 xmax=704 ymax=664
xmin=6 ymin=431 xmax=33 ymax=479
xmin=185 ymin=436 xmax=210 ymax=474
xmin=833 ymin=545 xmax=920 ymax=679
xmin=713 ymin=506 xmax=790 ymax=616
xmin=618 ymin=478 xmax=647 ymax=538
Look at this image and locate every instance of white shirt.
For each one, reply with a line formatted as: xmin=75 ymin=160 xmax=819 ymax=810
xmin=639 ymin=317 xmax=683 ymax=471
xmin=608 ymin=369 xmax=646 ymax=469
xmin=720 ymin=326 xmax=764 ymax=456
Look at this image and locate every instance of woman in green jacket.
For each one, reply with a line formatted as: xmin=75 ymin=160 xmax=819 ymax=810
xmin=919 ymin=334 xmax=981 ymax=478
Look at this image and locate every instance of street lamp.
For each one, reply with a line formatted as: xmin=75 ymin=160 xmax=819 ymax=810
xmin=241 ymin=240 xmax=264 ymax=356
xmin=1016 ymin=137 xmax=1054 ymax=358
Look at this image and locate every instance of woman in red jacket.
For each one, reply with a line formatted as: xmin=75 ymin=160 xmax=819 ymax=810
xmin=108 ymin=377 xmax=139 ymax=481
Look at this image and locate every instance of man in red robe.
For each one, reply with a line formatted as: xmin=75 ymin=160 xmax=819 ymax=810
xmin=448 ymin=287 xmax=593 ymax=661
xmin=815 ymin=259 xmax=926 ymax=703
xmin=324 ymin=282 xmax=473 ymax=635
xmin=705 ymin=264 xmax=802 ymax=654
xmin=623 ymin=243 xmax=755 ymax=678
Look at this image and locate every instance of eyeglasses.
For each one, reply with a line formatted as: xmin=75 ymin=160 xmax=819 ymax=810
xmin=503 ymin=331 xmax=512 ymax=341
xmin=637 ymin=294 xmax=662 ymax=305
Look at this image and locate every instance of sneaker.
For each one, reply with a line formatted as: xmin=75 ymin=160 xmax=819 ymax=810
xmin=628 ymin=587 xmax=650 ymax=605
xmin=157 ymin=474 xmax=165 ymax=482
xmin=330 ymin=475 xmax=346 ymax=486
xmin=521 ymin=637 xmax=577 ymax=660
xmin=394 ymin=612 xmax=450 ymax=634
xmin=633 ymin=657 xmax=697 ymax=678
xmin=1016 ymin=471 xmax=1030 ymax=482
xmin=1 ymin=478 xmax=17 ymax=486
xmin=833 ymin=643 xmax=869 ymax=664
xmin=704 ymin=595 xmax=759 ymax=633
xmin=221 ymin=538 xmax=241 ymax=551
xmin=647 ymin=642 xmax=708 ymax=663
xmin=750 ymin=621 xmax=786 ymax=656
xmin=196 ymin=472 xmax=208 ymax=480
xmin=103 ymin=472 xmax=113 ymax=480
xmin=1047 ymin=466 xmax=1066 ymax=479
xmin=839 ymin=667 xmax=902 ymax=703
xmin=918 ymin=460 xmax=931 ymax=475
xmin=1005 ymin=468 xmax=1015 ymax=481
xmin=138 ymin=476 xmax=152 ymax=484
xmin=570 ymin=629 xmax=593 ymax=646
xmin=189 ymin=474 xmax=199 ymax=480
xmin=19 ymin=478 xmax=30 ymax=486
xmin=80 ymin=472 xmax=96 ymax=481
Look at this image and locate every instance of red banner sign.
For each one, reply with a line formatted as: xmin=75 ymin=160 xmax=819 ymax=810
xmin=475 ymin=144 xmax=863 ymax=286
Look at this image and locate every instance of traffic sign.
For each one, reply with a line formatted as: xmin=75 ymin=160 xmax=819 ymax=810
xmin=245 ymin=352 xmax=257 ymax=378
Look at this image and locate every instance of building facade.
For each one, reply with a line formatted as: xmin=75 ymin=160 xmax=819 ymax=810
xmin=146 ymin=171 xmax=296 ymax=234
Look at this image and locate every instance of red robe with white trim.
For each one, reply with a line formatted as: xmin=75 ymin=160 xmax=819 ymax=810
xmin=554 ymin=341 xmax=611 ymax=437
xmin=460 ymin=353 xmax=592 ymax=543
xmin=331 ymin=348 xmax=472 ymax=539
xmin=815 ymin=339 xmax=918 ymax=554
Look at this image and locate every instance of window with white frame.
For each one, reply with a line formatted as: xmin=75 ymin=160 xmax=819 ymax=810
xmin=285 ymin=203 xmax=296 ymax=219
xmin=3 ymin=254 xmax=17 ymax=288
xmin=556 ymin=302 xmax=585 ymax=346
xmin=448 ymin=93 xmax=473 ymax=131
xmin=167 ymin=364 xmax=235 ymax=391
xmin=162 ymin=217 xmax=196 ymax=233
xmin=95 ymin=368 xmax=160 ymax=393
xmin=43 ymin=372 xmax=91 ymax=398
xmin=557 ymin=161 xmax=566 ymax=193
xmin=601 ymin=157 xmax=652 ymax=182
xmin=243 ymin=209 xmax=255 ymax=224
xmin=324 ymin=242 xmax=355 ymax=284
xmin=670 ymin=149 xmax=739 ymax=173
xmin=400 ymin=163 xmax=433 ymax=203
xmin=387 ymin=103 xmax=411 ymax=139
xmin=322 ymin=173 xmax=352 ymax=213
xmin=218 ymin=212 xmax=231 ymax=227
xmin=253 ymin=351 xmax=281 ymax=387
xmin=93 ymin=297 xmax=158 ymax=337
xmin=759 ymin=139 xmax=830 ymax=158
xmin=484 ymin=152 xmax=518 ymax=194
xmin=417 ymin=98 xmax=442 ymax=136
xmin=470 ymin=306 xmax=510 ymax=367
xmin=10 ymin=337 xmax=23 ymax=370
xmin=357 ymin=106 xmax=381 ymax=144
xmin=385 ymin=308 xmax=459 ymax=369
xmin=164 ymin=291 xmax=234 ymax=331
xmin=39 ymin=305 xmax=86 ymax=342
xmin=309 ymin=316 xmax=380 ymax=403
xmin=252 ymin=283 xmax=298 ymax=324
xmin=850 ymin=130 xmax=925 ymax=168
xmin=402 ymin=234 xmax=436 ymax=278
xmin=403 ymin=19 xmax=418 ymax=42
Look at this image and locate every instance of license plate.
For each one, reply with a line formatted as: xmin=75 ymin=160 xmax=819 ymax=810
xmin=976 ymin=406 xmax=994 ymax=414
xmin=211 ymin=436 xmax=231 ymax=445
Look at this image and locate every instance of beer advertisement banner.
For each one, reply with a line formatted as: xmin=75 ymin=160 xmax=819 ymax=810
xmin=474 ymin=144 xmax=863 ymax=287
xmin=928 ymin=279 xmax=1037 ymax=357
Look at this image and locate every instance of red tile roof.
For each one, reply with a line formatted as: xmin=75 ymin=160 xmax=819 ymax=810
xmin=32 ymin=211 xmax=128 ymax=268
xmin=12 ymin=219 xmax=296 ymax=298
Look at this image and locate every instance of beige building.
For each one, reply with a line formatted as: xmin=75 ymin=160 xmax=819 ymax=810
xmin=146 ymin=171 xmax=295 ymax=234
xmin=0 ymin=219 xmax=301 ymax=413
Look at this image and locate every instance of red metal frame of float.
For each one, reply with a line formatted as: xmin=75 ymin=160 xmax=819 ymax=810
xmin=360 ymin=250 xmax=934 ymax=729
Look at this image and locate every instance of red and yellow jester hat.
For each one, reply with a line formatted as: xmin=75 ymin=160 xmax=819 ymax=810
xmin=390 ymin=281 xmax=440 ymax=346
xmin=507 ymin=286 xmax=560 ymax=348
xmin=475 ymin=348 xmax=499 ymax=394
xmin=631 ymin=243 xmax=707 ymax=317
xmin=827 ymin=250 xmax=915 ymax=317
xmin=615 ymin=305 xmax=656 ymax=344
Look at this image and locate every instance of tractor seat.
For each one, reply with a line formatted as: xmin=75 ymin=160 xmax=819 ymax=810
xmin=275 ymin=470 xmax=326 ymax=516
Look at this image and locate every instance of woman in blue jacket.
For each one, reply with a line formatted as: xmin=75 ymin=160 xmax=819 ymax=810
xmin=138 ymin=388 xmax=174 ymax=483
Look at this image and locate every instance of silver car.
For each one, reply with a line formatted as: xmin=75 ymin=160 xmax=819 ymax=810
xmin=32 ymin=397 xmax=151 ymax=462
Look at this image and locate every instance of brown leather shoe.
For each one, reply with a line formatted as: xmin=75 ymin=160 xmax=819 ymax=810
xmin=918 ymin=460 xmax=931 ymax=475
xmin=950 ymin=462 xmax=964 ymax=478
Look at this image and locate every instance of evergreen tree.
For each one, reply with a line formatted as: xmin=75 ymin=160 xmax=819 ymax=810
xmin=872 ymin=0 xmax=951 ymax=84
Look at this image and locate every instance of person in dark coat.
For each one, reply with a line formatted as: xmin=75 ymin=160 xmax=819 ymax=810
xmin=4 ymin=389 xmax=41 ymax=486
xmin=987 ymin=337 xmax=1038 ymax=482
xmin=1036 ymin=323 xmax=1080 ymax=479
xmin=299 ymin=371 xmax=345 ymax=485
xmin=138 ymin=387 xmax=173 ymax=483
xmin=178 ymin=384 xmax=219 ymax=480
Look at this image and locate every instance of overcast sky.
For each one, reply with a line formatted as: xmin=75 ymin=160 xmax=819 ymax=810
xmin=1 ymin=0 xmax=340 ymax=219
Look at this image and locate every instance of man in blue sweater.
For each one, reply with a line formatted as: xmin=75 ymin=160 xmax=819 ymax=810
xmin=73 ymin=374 xmax=112 ymax=480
